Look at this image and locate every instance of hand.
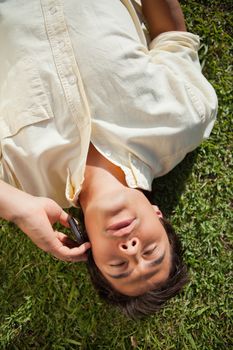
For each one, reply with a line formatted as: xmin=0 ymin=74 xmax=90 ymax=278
xmin=12 ymin=196 xmax=91 ymax=262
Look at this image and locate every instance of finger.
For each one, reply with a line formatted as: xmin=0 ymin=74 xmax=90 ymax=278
xmin=51 ymin=239 xmax=91 ymax=262
xmin=52 ymin=252 xmax=88 ymax=262
xmin=54 ymin=249 xmax=88 ymax=262
xmin=41 ymin=198 xmax=69 ymax=227
xmin=56 ymin=232 xmax=91 ymax=250
xmin=59 ymin=210 xmax=70 ymax=228
xmin=56 ymin=231 xmax=80 ymax=248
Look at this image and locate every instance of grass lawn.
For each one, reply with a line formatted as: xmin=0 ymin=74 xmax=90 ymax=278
xmin=0 ymin=0 xmax=232 ymax=349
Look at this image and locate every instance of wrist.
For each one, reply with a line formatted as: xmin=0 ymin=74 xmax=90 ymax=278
xmin=0 ymin=180 xmax=34 ymax=222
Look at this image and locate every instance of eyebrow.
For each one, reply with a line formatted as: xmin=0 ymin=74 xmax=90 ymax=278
xmin=107 ymin=251 xmax=166 ymax=280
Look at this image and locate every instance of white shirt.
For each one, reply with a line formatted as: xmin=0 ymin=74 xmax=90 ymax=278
xmin=0 ymin=0 xmax=218 ymax=207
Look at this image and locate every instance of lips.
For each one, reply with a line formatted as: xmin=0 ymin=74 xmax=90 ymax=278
xmin=106 ymin=218 xmax=137 ymax=237
xmin=107 ymin=218 xmax=134 ymax=230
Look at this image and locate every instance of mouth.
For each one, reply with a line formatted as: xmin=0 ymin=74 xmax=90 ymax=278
xmin=106 ymin=218 xmax=137 ymax=237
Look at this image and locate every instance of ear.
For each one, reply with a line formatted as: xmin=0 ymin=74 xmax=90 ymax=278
xmin=152 ymin=205 xmax=163 ymax=218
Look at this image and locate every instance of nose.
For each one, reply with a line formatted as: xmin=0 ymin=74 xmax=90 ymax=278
xmin=119 ymin=237 xmax=140 ymax=255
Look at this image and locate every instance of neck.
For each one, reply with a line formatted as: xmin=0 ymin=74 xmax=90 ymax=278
xmin=79 ymin=143 xmax=127 ymax=212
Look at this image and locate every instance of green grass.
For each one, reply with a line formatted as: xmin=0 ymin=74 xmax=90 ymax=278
xmin=0 ymin=1 xmax=232 ymax=349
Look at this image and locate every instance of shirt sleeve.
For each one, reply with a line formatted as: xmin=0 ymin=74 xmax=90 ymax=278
xmin=148 ymin=31 xmax=218 ymax=138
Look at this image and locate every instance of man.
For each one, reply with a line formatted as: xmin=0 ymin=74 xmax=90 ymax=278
xmin=0 ymin=0 xmax=217 ymax=317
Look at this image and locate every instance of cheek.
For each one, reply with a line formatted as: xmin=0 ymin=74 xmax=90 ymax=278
xmin=91 ymin=237 xmax=115 ymax=265
xmin=142 ymin=217 xmax=165 ymax=241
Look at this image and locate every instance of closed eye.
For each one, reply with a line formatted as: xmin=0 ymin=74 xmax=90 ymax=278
xmin=110 ymin=262 xmax=126 ymax=267
xmin=143 ymin=245 xmax=156 ymax=256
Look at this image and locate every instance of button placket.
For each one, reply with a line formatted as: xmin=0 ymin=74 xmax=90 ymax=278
xmin=41 ymin=0 xmax=91 ymax=127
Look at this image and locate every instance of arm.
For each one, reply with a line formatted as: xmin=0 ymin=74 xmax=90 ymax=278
xmin=0 ymin=180 xmax=90 ymax=262
xmin=141 ymin=0 xmax=186 ymax=39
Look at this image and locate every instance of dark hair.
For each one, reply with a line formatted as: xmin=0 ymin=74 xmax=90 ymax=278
xmin=86 ymin=218 xmax=188 ymax=319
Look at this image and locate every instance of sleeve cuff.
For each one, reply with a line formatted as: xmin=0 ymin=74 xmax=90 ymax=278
xmin=149 ymin=31 xmax=200 ymax=51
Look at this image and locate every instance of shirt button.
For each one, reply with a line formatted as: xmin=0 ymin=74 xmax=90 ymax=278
xmin=69 ymin=76 xmax=77 ymax=85
xmin=106 ymin=150 xmax=111 ymax=157
xmin=49 ymin=7 xmax=57 ymax=15
xmin=58 ymin=41 xmax=65 ymax=51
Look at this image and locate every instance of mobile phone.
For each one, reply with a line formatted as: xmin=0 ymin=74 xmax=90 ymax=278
xmin=68 ymin=216 xmax=88 ymax=246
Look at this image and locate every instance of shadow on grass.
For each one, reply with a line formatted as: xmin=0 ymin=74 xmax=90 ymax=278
xmin=146 ymin=150 xmax=198 ymax=218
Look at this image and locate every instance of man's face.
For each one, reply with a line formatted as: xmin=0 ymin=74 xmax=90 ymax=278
xmin=84 ymin=188 xmax=171 ymax=296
